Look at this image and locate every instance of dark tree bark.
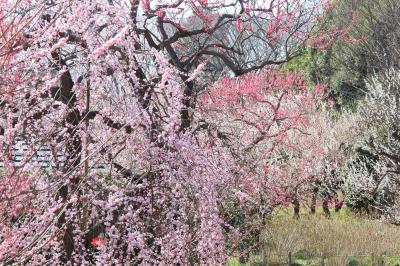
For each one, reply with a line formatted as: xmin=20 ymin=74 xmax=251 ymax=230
xmin=334 ymin=198 xmax=344 ymax=212
xmin=322 ymin=195 xmax=331 ymax=218
xmin=292 ymin=194 xmax=300 ymax=219
xmin=310 ymin=186 xmax=318 ymax=214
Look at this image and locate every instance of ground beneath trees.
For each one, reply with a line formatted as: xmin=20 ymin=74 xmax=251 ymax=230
xmin=229 ymin=207 xmax=400 ymax=266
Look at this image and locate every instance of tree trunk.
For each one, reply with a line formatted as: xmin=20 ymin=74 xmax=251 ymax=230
xmin=292 ymin=194 xmax=300 ymax=219
xmin=322 ymin=195 xmax=330 ymax=218
xmin=334 ymin=198 xmax=343 ymax=212
xmin=310 ymin=187 xmax=318 ymax=214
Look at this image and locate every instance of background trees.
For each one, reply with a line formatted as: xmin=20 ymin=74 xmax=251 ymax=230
xmin=308 ymin=0 xmax=400 ymax=106
xmin=268 ymin=0 xmax=400 ymax=222
xmin=296 ymin=0 xmax=400 ymax=220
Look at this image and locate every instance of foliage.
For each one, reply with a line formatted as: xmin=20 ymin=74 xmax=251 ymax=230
xmin=309 ymin=0 xmax=400 ymax=106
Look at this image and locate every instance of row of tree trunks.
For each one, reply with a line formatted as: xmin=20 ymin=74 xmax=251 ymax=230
xmin=292 ymin=188 xmax=344 ymax=219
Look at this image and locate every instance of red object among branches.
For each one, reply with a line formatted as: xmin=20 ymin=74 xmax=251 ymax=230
xmin=91 ymin=236 xmax=105 ymax=247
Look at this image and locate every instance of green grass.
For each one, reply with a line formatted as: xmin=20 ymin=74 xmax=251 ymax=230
xmin=228 ymin=257 xmax=246 ymax=266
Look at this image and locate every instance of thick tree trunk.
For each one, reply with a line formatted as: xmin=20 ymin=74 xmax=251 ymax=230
xmin=180 ymin=80 xmax=195 ymax=130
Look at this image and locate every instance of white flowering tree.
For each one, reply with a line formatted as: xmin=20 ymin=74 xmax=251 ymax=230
xmin=339 ymin=69 xmax=400 ymax=222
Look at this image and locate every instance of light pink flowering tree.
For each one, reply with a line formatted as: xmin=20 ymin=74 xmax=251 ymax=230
xmin=0 ymin=0 xmax=340 ymax=264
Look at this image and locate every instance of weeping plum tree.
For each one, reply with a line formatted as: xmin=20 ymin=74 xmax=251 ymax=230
xmin=0 ymin=0 xmax=341 ymax=264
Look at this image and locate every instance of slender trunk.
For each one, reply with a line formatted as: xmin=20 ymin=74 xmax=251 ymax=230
xmin=292 ymin=194 xmax=300 ymax=219
xmin=322 ymin=195 xmax=330 ymax=218
xmin=334 ymin=198 xmax=343 ymax=212
xmin=310 ymin=187 xmax=318 ymax=214
xmin=81 ymin=80 xmax=90 ymax=232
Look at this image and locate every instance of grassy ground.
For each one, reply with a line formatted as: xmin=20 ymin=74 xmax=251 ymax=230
xmin=229 ymin=206 xmax=400 ymax=265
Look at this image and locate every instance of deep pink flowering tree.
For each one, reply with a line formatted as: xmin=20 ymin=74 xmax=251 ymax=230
xmin=0 ymin=0 xmax=341 ymax=264
xmin=198 ymin=69 xmax=341 ymax=242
